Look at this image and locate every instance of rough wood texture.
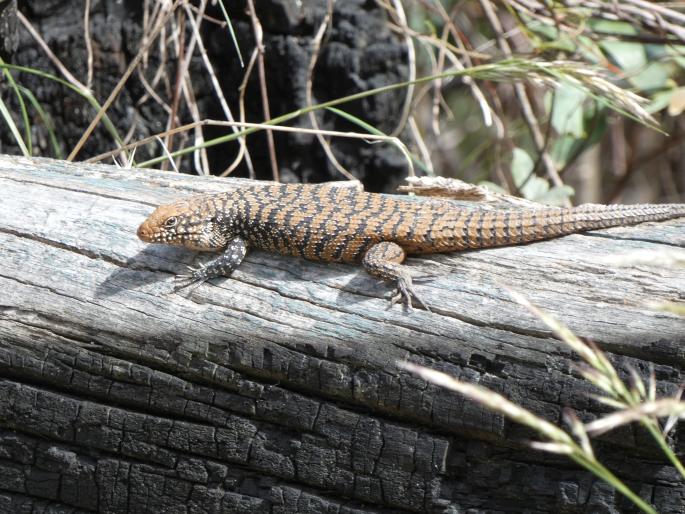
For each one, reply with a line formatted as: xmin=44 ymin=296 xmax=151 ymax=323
xmin=1 ymin=155 xmax=684 ymax=513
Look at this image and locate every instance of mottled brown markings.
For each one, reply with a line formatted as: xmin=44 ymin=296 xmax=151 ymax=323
xmin=530 ymin=211 xmax=538 ymax=241
xmin=538 ymin=211 xmax=548 ymax=239
xmin=467 ymin=211 xmax=481 ymax=249
xmin=458 ymin=211 xmax=471 ymax=249
xmin=311 ymin=210 xmax=337 ymax=260
xmin=493 ymin=211 xmax=505 ymax=246
xmin=140 ymin=185 xmax=685 ymax=281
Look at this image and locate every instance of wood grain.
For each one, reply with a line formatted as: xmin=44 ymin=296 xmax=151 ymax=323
xmin=1 ymin=155 xmax=684 ymax=513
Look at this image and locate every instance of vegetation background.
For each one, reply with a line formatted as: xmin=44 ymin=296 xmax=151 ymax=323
xmin=1 ymin=0 xmax=684 ymax=206
xmin=1 ymin=2 xmax=685 ymax=513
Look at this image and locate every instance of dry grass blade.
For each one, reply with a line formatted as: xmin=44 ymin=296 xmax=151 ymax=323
xmin=479 ymin=0 xmax=566 ymax=197
xmin=585 ymin=399 xmax=685 ymax=436
xmin=306 ymin=0 xmax=356 ymax=181
xmin=564 ymin=409 xmax=594 ymax=459
xmin=245 ymin=0 xmax=279 ymax=181
xmin=377 ymin=0 xmax=415 ymax=137
xmin=627 ymin=366 xmax=647 ymax=401
xmin=398 ymin=361 xmax=575 ymax=445
xmin=471 ymin=60 xmax=658 ymax=129
xmin=664 ymin=387 xmax=684 ymax=436
xmin=528 ymin=441 xmax=574 ymax=455
xmin=17 ymin=11 xmax=89 ymax=94
xmin=397 ymin=362 xmax=659 ymax=513
xmin=505 ymin=286 xmax=604 ymax=369
xmin=67 ymin=0 xmax=182 ymax=161
xmin=507 ymin=0 xmax=685 ymax=44
xmin=182 ymin=0 xmax=251 ymax=176
xmin=0 ymin=94 xmax=29 ymax=156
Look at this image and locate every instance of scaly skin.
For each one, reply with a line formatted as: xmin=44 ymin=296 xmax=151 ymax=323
xmin=137 ymin=183 xmax=685 ymax=310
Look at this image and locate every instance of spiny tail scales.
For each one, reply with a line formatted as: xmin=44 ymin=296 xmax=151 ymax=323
xmin=421 ymin=203 xmax=685 ymax=253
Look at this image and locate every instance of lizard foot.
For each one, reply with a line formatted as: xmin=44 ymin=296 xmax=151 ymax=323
xmin=171 ymin=265 xmax=208 ymax=294
xmin=389 ymin=275 xmax=431 ymax=312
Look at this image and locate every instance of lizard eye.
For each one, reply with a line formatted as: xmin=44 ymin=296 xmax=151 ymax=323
xmin=164 ymin=216 xmax=178 ymax=229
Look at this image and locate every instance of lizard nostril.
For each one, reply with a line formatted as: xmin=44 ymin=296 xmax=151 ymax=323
xmin=137 ymin=223 xmax=150 ymax=241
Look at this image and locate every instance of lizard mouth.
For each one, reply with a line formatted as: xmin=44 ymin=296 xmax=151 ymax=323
xmin=137 ymin=221 xmax=179 ymax=243
xmin=137 ymin=221 xmax=154 ymax=242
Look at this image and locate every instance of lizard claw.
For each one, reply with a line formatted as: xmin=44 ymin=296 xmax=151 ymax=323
xmin=172 ymin=266 xmax=206 ymax=294
xmin=389 ymin=275 xmax=431 ymax=312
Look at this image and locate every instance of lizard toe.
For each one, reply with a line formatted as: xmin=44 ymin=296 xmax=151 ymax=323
xmin=390 ymin=276 xmax=431 ymax=312
xmin=172 ymin=269 xmax=205 ymax=293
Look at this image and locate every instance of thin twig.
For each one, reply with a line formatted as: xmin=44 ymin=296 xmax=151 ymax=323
xmin=479 ymin=0 xmax=569 ymax=205
xmin=246 ymin=0 xmax=279 ymax=181
xmin=382 ymin=0 xmax=416 ymax=137
xmin=17 ymin=11 xmax=89 ymax=93
xmin=306 ymin=0 xmax=356 ymax=181
xmin=163 ymin=8 xmax=187 ymax=171
xmin=67 ymin=0 xmax=182 ymax=161
xmin=183 ymin=0 xmax=253 ymax=175
xmin=83 ymin=0 xmax=94 ymax=90
xmin=182 ymin=74 xmax=209 ymax=174
xmin=86 ymin=119 xmax=415 ymax=166
xmin=223 ymin=47 xmax=261 ymax=177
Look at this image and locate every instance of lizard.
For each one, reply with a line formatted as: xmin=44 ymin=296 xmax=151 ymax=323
xmin=137 ymin=183 xmax=685 ymax=310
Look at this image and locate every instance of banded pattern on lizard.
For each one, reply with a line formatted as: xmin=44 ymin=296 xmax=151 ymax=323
xmin=137 ymin=183 xmax=685 ymax=310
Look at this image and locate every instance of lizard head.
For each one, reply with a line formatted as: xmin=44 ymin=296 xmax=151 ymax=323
xmin=137 ymin=197 xmax=230 ymax=252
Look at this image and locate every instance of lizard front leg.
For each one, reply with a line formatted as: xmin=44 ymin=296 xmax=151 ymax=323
xmin=174 ymin=237 xmax=247 ymax=291
xmin=362 ymin=242 xmax=430 ymax=311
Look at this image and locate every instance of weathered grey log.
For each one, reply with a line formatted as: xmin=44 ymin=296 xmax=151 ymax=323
xmin=0 ymin=154 xmax=684 ymax=513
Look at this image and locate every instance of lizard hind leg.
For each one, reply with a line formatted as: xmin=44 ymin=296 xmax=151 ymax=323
xmin=174 ymin=237 xmax=248 ymax=292
xmin=362 ymin=242 xmax=430 ymax=312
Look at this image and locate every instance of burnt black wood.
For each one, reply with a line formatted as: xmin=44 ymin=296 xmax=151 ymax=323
xmin=1 ymin=155 xmax=684 ymax=513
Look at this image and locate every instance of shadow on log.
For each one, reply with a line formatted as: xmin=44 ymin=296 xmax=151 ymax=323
xmin=0 ymin=155 xmax=684 ymax=513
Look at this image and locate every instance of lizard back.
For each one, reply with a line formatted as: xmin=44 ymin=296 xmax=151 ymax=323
xmin=218 ymin=183 xmax=443 ymax=263
xmin=186 ymin=183 xmax=685 ymax=264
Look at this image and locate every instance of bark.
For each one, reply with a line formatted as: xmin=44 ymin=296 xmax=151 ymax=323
xmin=1 ymin=155 xmax=684 ymax=513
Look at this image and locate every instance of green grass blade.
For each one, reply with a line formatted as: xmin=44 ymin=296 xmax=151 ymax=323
xmin=0 ymin=62 xmax=124 ymax=149
xmin=216 ymin=0 xmax=244 ymax=68
xmin=130 ymin=59 xmax=561 ymax=168
xmin=18 ymin=85 xmax=64 ymax=159
xmin=0 ymin=57 xmax=31 ymax=154
xmin=325 ymin=106 xmax=431 ymax=175
xmin=0 ymin=92 xmax=30 ymax=156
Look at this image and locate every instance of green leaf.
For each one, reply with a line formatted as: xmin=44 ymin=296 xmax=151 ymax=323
xmin=511 ymin=148 xmax=550 ymax=201
xmin=665 ymin=45 xmax=685 ymax=70
xmin=590 ymin=20 xmax=669 ymax=90
xmin=648 ymin=88 xmax=678 ymax=114
xmin=589 ymin=19 xmax=639 ymax=37
xmin=548 ymin=85 xmax=586 ymax=138
xmin=552 ymin=107 xmax=607 ymax=167
xmin=511 ymin=147 xmax=534 ymax=187
xmin=538 ymin=185 xmax=575 ymax=206
xmin=629 ymin=62 xmax=671 ymax=91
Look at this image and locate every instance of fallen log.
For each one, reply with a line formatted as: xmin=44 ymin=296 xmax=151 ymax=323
xmin=0 ymin=155 xmax=684 ymax=513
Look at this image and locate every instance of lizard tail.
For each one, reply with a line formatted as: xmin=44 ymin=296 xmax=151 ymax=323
xmin=465 ymin=203 xmax=685 ymax=250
